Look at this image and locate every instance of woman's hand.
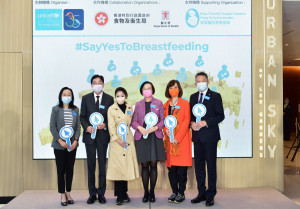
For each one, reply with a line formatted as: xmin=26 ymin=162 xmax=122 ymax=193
xmin=147 ymin=126 xmax=158 ymax=134
xmin=138 ymin=126 xmax=148 ymax=136
xmin=165 ymin=129 xmax=171 ymax=137
xmin=58 ymin=139 xmax=69 ymax=149
xmin=172 ymin=139 xmax=179 ymax=145
xmin=70 ymin=140 xmax=78 ymax=151
xmin=116 ymin=139 xmax=127 ymax=148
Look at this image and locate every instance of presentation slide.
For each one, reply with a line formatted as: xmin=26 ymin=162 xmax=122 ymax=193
xmin=33 ymin=0 xmax=252 ymax=159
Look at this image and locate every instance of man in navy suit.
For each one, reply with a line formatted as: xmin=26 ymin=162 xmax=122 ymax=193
xmin=80 ymin=75 xmax=114 ymax=204
xmin=189 ymin=72 xmax=225 ymax=206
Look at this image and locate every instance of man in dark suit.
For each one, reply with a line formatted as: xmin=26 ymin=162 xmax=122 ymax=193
xmin=80 ymin=75 xmax=114 ymax=204
xmin=283 ymin=97 xmax=293 ymax=141
xmin=189 ymin=72 xmax=225 ymax=206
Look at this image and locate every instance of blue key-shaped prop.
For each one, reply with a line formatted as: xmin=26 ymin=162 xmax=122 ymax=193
xmin=192 ymin=104 xmax=207 ymax=131
xmin=164 ymin=115 xmax=177 ymax=142
xmin=59 ymin=126 xmax=74 ymax=152
xmin=89 ymin=112 xmax=104 ymax=139
xmin=117 ymin=122 xmax=128 ymax=150
xmin=144 ymin=112 xmax=158 ymax=139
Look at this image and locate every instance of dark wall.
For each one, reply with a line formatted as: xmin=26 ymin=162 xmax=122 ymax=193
xmin=283 ymin=66 xmax=300 ymax=133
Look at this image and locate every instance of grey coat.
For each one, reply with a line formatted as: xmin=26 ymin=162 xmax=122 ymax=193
xmin=50 ymin=105 xmax=81 ymax=150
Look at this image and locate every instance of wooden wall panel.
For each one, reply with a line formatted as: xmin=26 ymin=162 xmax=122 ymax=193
xmin=0 ymin=53 xmax=23 ymax=196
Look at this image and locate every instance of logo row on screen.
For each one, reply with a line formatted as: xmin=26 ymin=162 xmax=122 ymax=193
xmin=34 ymin=8 xmax=207 ymax=31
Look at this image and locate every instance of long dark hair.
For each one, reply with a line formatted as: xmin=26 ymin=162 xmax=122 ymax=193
xmin=58 ymin=87 xmax=77 ymax=109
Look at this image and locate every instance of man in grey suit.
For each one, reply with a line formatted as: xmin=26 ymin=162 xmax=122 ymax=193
xmin=80 ymin=75 xmax=114 ymax=204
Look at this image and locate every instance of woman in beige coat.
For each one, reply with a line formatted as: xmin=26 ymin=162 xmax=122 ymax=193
xmin=107 ymin=87 xmax=140 ymax=205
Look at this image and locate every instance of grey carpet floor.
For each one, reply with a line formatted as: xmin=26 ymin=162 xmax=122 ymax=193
xmin=3 ymin=187 xmax=300 ymax=209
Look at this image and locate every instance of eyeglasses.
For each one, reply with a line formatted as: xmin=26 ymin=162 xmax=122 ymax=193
xmin=93 ymin=82 xmax=103 ymax=85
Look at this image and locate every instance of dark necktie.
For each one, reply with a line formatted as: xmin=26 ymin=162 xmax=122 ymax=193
xmin=96 ymin=96 xmax=100 ymax=112
xmin=199 ymin=93 xmax=203 ymax=104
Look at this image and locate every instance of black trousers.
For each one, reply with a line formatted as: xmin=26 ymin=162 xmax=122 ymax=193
xmin=114 ymin=181 xmax=128 ymax=197
xmin=85 ymin=142 xmax=108 ymax=197
xmin=168 ymin=166 xmax=188 ymax=195
xmin=54 ymin=148 xmax=77 ymax=194
xmin=194 ymin=141 xmax=218 ymax=198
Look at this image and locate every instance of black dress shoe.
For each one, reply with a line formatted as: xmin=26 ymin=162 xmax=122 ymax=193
xmin=61 ymin=195 xmax=67 ymax=206
xmin=191 ymin=194 xmax=206 ymax=204
xmin=206 ymin=197 xmax=214 ymax=206
xmin=123 ymin=193 xmax=130 ymax=203
xmin=87 ymin=196 xmax=97 ymax=204
xmin=142 ymin=193 xmax=149 ymax=203
xmin=67 ymin=199 xmax=74 ymax=204
xmin=98 ymin=195 xmax=106 ymax=204
xmin=149 ymin=192 xmax=155 ymax=203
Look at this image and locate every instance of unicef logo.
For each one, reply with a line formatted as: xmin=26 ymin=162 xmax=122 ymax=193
xmin=186 ymin=9 xmax=199 ymax=28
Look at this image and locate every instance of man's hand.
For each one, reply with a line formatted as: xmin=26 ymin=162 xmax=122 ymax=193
xmin=97 ymin=123 xmax=106 ymax=130
xmin=199 ymin=121 xmax=207 ymax=128
xmin=86 ymin=126 xmax=95 ymax=134
xmin=191 ymin=122 xmax=200 ymax=131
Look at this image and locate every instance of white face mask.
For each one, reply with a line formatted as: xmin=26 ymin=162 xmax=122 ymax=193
xmin=62 ymin=96 xmax=72 ymax=105
xmin=197 ymin=82 xmax=208 ymax=92
xmin=93 ymin=85 xmax=103 ymax=93
xmin=116 ymin=96 xmax=125 ymax=105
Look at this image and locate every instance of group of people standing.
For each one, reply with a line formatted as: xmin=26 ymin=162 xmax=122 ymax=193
xmin=50 ymin=72 xmax=225 ymax=207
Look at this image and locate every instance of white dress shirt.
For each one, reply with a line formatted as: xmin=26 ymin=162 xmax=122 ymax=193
xmin=94 ymin=91 xmax=103 ymax=104
xmin=198 ymin=88 xmax=208 ymax=103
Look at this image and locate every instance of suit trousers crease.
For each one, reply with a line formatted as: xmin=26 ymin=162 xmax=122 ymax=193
xmin=85 ymin=141 xmax=108 ymax=197
xmin=194 ymin=141 xmax=218 ymax=198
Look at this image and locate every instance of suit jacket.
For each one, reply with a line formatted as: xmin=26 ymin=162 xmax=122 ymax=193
xmin=106 ymin=102 xmax=139 ymax=181
xmin=131 ymin=97 xmax=164 ymax=140
xmin=80 ymin=91 xmax=114 ymax=144
xmin=189 ymin=88 xmax=225 ymax=143
xmin=50 ymin=105 xmax=81 ymax=150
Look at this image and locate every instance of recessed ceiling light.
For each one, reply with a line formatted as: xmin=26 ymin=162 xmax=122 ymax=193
xmin=285 ymin=44 xmax=289 ymax=46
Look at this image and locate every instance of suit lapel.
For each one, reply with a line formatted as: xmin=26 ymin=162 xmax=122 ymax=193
xmin=99 ymin=92 xmax=106 ymax=114
xmin=202 ymin=89 xmax=211 ymax=106
xmin=141 ymin=99 xmax=146 ymax=118
xmin=88 ymin=92 xmax=98 ymax=113
xmin=58 ymin=107 xmax=65 ymax=127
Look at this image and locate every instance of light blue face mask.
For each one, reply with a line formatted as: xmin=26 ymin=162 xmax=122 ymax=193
xmin=197 ymin=82 xmax=208 ymax=92
xmin=285 ymin=100 xmax=289 ymax=104
xmin=62 ymin=96 xmax=72 ymax=105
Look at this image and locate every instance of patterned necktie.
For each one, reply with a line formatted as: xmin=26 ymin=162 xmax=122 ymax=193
xmin=96 ymin=96 xmax=100 ymax=112
xmin=199 ymin=93 xmax=203 ymax=104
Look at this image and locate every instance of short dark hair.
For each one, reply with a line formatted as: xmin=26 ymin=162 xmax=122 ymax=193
xmin=91 ymin=74 xmax=104 ymax=84
xmin=195 ymin=72 xmax=208 ymax=81
xmin=140 ymin=81 xmax=155 ymax=95
xmin=58 ymin=87 xmax=77 ymax=109
xmin=115 ymin=87 xmax=128 ymax=99
xmin=165 ymin=80 xmax=183 ymax=98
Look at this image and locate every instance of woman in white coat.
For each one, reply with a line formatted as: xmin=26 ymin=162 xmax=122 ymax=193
xmin=107 ymin=87 xmax=140 ymax=205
